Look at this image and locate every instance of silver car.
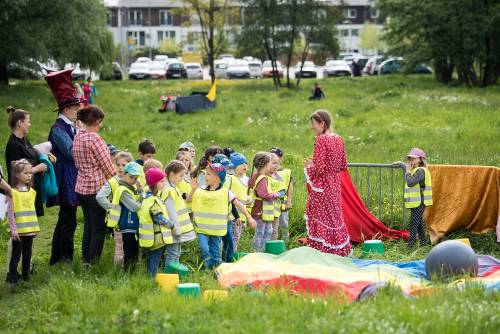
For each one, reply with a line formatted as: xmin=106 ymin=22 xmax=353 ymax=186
xmin=185 ymin=62 xmax=204 ymax=80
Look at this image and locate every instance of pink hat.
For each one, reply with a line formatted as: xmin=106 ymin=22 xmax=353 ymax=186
xmin=145 ymin=168 xmax=166 ymax=188
xmin=407 ymin=148 xmax=426 ymax=159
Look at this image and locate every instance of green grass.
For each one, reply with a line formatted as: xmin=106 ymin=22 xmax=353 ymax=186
xmin=0 ymin=76 xmax=499 ymax=333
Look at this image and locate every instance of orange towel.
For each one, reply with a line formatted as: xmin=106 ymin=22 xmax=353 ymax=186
xmin=425 ymin=165 xmax=500 ymax=243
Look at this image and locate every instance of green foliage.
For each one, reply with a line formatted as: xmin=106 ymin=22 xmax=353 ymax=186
xmin=360 ymin=23 xmax=386 ymax=52
xmin=159 ymin=40 xmax=181 ymax=58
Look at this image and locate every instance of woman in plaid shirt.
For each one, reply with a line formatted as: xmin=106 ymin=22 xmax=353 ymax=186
xmin=73 ymin=106 xmax=115 ymax=265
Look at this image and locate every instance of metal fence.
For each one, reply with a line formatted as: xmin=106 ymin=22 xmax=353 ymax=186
xmin=347 ymin=163 xmax=407 ymax=228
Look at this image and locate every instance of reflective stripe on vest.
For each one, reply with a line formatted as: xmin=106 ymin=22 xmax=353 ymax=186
xmin=192 ymin=187 xmax=229 ymax=236
xmin=277 ymin=169 xmax=292 ymax=210
xmin=254 ymin=175 xmax=280 ymax=221
xmin=12 ymin=188 xmax=40 ymax=234
xmin=137 ymin=195 xmax=173 ymax=247
xmin=404 ymin=167 xmax=433 ymax=209
xmin=160 ymin=186 xmax=194 ymax=234
xmin=228 ymin=174 xmax=249 ymax=222
xmin=107 ymin=186 xmax=136 ymax=229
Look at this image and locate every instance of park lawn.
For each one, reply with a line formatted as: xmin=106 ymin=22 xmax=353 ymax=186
xmin=0 ymin=75 xmax=499 ymax=333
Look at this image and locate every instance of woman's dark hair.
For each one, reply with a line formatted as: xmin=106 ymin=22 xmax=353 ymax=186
xmin=6 ymin=106 xmax=29 ymax=130
xmin=165 ymin=160 xmax=187 ymax=179
xmin=77 ymin=105 xmax=105 ymax=126
xmin=252 ymin=151 xmax=272 ymax=172
xmin=309 ymin=109 xmax=332 ymax=133
xmin=9 ymin=159 xmax=32 ymax=188
xmin=192 ymin=146 xmax=223 ymax=178
xmin=138 ymin=139 xmax=156 ymax=155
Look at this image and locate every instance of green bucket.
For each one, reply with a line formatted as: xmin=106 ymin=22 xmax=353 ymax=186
xmin=362 ymin=240 xmax=385 ymax=256
xmin=164 ymin=262 xmax=190 ymax=277
xmin=233 ymin=252 xmax=249 ymax=261
xmin=265 ymin=240 xmax=286 ymax=255
xmin=177 ymin=283 xmax=201 ymax=297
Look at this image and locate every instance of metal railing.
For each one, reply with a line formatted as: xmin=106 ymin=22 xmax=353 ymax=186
xmin=347 ymin=163 xmax=407 ymax=227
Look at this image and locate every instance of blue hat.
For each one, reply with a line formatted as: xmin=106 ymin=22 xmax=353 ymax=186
xmin=123 ymin=162 xmax=142 ymax=176
xmin=230 ymin=152 xmax=247 ymax=168
xmin=207 ymin=162 xmax=226 ymax=185
xmin=211 ymin=153 xmax=233 ymax=170
xmin=107 ymin=144 xmax=120 ymax=156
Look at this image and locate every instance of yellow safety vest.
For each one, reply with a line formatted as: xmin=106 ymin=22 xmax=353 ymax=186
xmin=277 ymin=169 xmax=292 ymax=210
xmin=11 ymin=188 xmax=40 ymax=234
xmin=404 ymin=167 xmax=433 ymax=209
xmin=192 ymin=187 xmax=229 ymax=236
xmin=160 ymin=185 xmax=194 ymax=234
xmin=253 ymin=175 xmax=278 ymax=221
xmin=137 ymin=195 xmax=173 ymax=248
xmin=227 ymin=174 xmax=249 ymax=222
xmin=177 ymin=176 xmax=192 ymax=213
xmin=107 ymin=185 xmax=137 ymax=229
xmin=108 ymin=176 xmax=119 ymax=197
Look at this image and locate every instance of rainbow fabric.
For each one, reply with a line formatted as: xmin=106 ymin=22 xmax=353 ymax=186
xmin=216 ymin=247 xmax=500 ymax=301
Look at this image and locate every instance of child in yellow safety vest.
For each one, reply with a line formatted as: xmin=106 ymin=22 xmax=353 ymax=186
xmin=160 ymin=160 xmax=196 ymax=269
xmin=175 ymin=150 xmax=193 ymax=215
xmin=192 ymin=146 xmax=224 ymax=187
xmin=270 ymin=147 xmax=293 ymax=241
xmin=188 ymin=162 xmax=256 ymax=270
xmin=6 ymin=159 xmax=40 ymax=284
xmin=139 ymin=168 xmax=177 ymax=276
xmin=248 ymin=153 xmax=287 ymax=252
xmin=96 ymin=151 xmax=133 ymax=266
xmin=228 ymin=152 xmax=250 ymax=252
xmin=399 ymin=148 xmax=433 ymax=248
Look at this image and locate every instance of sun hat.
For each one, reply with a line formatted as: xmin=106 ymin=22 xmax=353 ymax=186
xmin=207 ymin=162 xmax=226 ymax=185
xmin=124 ymin=162 xmax=142 ymax=176
xmin=107 ymin=144 xmax=120 ymax=156
xmin=145 ymin=167 xmax=166 ymax=188
xmin=230 ymin=152 xmax=247 ymax=168
xmin=270 ymin=147 xmax=283 ymax=158
xmin=211 ymin=154 xmax=233 ymax=169
xmin=179 ymin=141 xmax=194 ymax=149
xmin=406 ymin=148 xmax=426 ymax=159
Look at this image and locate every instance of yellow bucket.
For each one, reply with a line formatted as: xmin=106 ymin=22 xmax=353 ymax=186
xmin=156 ymin=273 xmax=180 ymax=292
xmin=203 ymin=290 xmax=228 ymax=301
xmin=455 ymin=238 xmax=472 ymax=248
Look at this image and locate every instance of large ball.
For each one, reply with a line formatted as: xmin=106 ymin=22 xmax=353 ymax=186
xmin=425 ymin=240 xmax=478 ymax=279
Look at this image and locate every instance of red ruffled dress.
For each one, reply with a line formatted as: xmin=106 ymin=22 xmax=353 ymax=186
xmin=305 ymin=133 xmax=352 ymax=257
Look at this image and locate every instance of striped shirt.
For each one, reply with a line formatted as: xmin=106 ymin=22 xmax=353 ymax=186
xmin=73 ymin=130 xmax=115 ymax=195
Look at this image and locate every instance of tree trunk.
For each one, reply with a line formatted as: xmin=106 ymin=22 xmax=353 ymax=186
xmin=285 ymin=1 xmax=298 ymax=89
xmin=0 ymin=62 xmax=8 ymax=85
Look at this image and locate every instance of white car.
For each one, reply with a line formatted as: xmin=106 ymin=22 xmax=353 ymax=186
xmin=185 ymin=62 xmax=204 ymax=79
xmin=226 ymin=60 xmax=250 ymax=79
xmin=149 ymin=61 xmax=166 ymax=79
xmin=294 ymin=61 xmax=317 ymax=78
xmin=136 ymin=57 xmax=152 ymax=63
xmin=219 ymin=54 xmax=235 ymax=62
xmin=323 ymin=60 xmax=352 ymax=77
xmin=128 ymin=62 xmax=151 ymax=80
xmin=262 ymin=60 xmax=283 ymax=78
xmin=214 ymin=60 xmax=229 ymax=79
xmin=248 ymin=60 xmax=262 ymax=78
xmin=154 ymin=55 xmax=169 ymax=67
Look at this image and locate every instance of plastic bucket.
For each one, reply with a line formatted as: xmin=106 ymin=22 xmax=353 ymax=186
xmin=155 ymin=273 xmax=179 ymax=292
xmin=362 ymin=240 xmax=384 ymax=256
xmin=265 ymin=240 xmax=286 ymax=255
xmin=177 ymin=283 xmax=201 ymax=297
xmin=203 ymin=290 xmax=228 ymax=301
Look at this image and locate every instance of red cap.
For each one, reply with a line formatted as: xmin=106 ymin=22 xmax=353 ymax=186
xmin=44 ymin=69 xmax=85 ymax=112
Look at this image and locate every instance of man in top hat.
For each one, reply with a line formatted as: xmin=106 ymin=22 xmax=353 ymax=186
xmin=45 ymin=69 xmax=86 ymax=265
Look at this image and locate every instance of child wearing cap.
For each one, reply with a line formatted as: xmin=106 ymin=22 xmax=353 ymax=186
xmin=102 ymin=162 xmax=143 ymax=271
xmin=248 ymin=152 xmax=287 ymax=252
xmin=159 ymin=160 xmax=196 ymax=268
xmin=138 ymin=167 xmax=176 ymax=276
xmin=398 ymin=148 xmax=433 ymax=248
xmin=96 ymin=151 xmax=133 ymax=266
xmin=178 ymin=141 xmax=196 ymax=161
xmin=188 ymin=162 xmax=256 ymax=269
xmin=270 ymin=147 xmax=293 ymax=241
xmin=228 ymin=152 xmax=250 ymax=252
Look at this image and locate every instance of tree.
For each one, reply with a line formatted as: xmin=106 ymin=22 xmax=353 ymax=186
xmin=0 ymin=0 xmax=115 ymax=85
xmin=182 ymin=0 xmax=239 ymax=83
xmin=360 ymin=23 xmax=386 ymax=54
xmin=159 ymin=40 xmax=181 ymax=57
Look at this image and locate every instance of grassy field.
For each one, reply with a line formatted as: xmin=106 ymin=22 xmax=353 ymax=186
xmin=0 ymin=76 xmax=499 ymax=333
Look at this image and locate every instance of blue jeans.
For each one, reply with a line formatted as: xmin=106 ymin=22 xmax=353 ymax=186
xmin=147 ymin=246 xmax=165 ymax=276
xmin=222 ymin=221 xmax=234 ymax=262
xmin=198 ymin=233 xmax=222 ymax=270
xmin=164 ymin=243 xmax=181 ymax=267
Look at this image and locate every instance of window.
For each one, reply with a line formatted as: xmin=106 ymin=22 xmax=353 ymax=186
xmin=351 ymin=29 xmax=359 ymax=37
xmin=159 ymin=10 xmax=172 ymax=25
xmin=344 ymin=8 xmax=357 ymax=19
xmin=370 ymin=8 xmax=379 ymax=18
xmin=106 ymin=10 xmax=112 ymax=26
xmin=340 ymin=29 xmax=349 ymax=37
xmin=127 ymin=31 xmax=146 ymax=46
xmin=129 ymin=10 xmax=143 ymax=25
xmin=158 ymin=31 xmax=176 ymax=42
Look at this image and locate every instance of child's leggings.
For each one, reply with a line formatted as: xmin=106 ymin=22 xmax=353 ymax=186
xmin=408 ymin=203 xmax=428 ymax=248
xmin=271 ymin=211 xmax=289 ymax=241
xmin=252 ymin=219 xmax=273 ymax=252
xmin=8 ymin=236 xmax=33 ymax=283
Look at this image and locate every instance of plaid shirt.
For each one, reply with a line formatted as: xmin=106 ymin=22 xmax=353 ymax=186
xmin=73 ymin=130 xmax=115 ymax=195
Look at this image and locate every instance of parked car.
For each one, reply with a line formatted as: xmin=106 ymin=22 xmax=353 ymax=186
xmin=347 ymin=56 xmax=369 ymax=71
xmin=379 ymin=57 xmax=404 ymax=75
xmin=136 ymin=57 xmax=152 ymax=63
xmin=414 ymin=63 xmax=433 ymax=74
xmin=214 ymin=60 xmax=229 ymax=79
xmin=166 ymin=62 xmax=187 ymax=79
xmin=7 ymin=62 xmax=43 ymax=80
xmin=65 ymin=63 xmax=87 ymax=81
xmin=295 ymin=61 xmax=317 ymax=78
xmin=323 ymin=60 xmax=351 ymax=77
xmin=226 ymin=60 xmax=250 ymax=79
xmin=185 ymin=62 xmax=204 ymax=79
xmin=154 ymin=55 xmax=169 ymax=67
xmin=128 ymin=62 xmax=151 ymax=80
xmin=363 ymin=56 xmax=384 ymax=75
xmin=262 ymin=60 xmax=283 ymax=78
xmin=248 ymin=60 xmax=263 ymax=78
xmin=219 ymin=54 xmax=235 ymax=62
xmin=149 ymin=61 xmax=166 ymax=79
xmin=99 ymin=62 xmax=123 ymax=80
